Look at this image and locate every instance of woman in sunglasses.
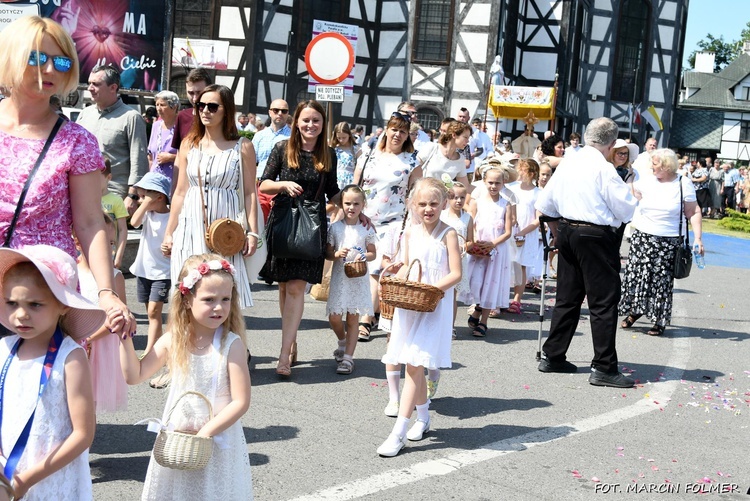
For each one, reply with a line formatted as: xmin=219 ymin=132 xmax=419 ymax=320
xmin=351 ymin=112 xmax=423 ymax=361
xmin=0 ymin=16 xmax=135 ymax=338
xmin=163 ymin=84 xmax=259 ymax=310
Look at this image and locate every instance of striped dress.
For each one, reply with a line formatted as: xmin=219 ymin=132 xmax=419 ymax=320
xmin=170 ymin=141 xmax=253 ymax=307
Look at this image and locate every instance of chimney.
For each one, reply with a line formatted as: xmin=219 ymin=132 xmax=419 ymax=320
xmin=694 ymin=51 xmax=716 ymax=73
xmin=743 ymin=41 xmax=750 ymax=55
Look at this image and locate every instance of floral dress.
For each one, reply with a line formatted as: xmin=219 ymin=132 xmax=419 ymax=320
xmin=335 ymin=145 xmax=358 ymax=189
xmin=260 ymin=141 xmax=339 ymax=283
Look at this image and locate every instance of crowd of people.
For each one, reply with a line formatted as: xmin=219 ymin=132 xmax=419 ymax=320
xmin=0 ymin=13 xmax=728 ymax=500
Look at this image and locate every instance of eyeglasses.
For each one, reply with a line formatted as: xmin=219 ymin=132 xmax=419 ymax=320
xmin=196 ymin=101 xmax=221 ymax=113
xmin=615 ymin=151 xmax=629 ymax=157
xmin=270 ymin=108 xmax=288 ymax=114
xmin=391 ymin=112 xmax=411 ymax=123
xmin=28 ymin=51 xmax=72 ymax=73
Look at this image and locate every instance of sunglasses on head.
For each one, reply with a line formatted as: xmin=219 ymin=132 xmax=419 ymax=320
xmin=270 ymin=107 xmax=288 ymax=114
xmin=391 ymin=112 xmax=411 ymax=123
xmin=28 ymin=50 xmax=72 ymax=73
xmin=196 ymin=101 xmax=221 ymax=113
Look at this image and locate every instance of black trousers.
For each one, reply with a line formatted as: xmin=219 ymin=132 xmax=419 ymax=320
xmin=722 ymin=186 xmax=736 ymax=211
xmin=542 ymin=221 xmax=621 ymax=373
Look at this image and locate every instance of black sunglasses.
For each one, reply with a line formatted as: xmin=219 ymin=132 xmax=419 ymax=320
xmin=28 ymin=50 xmax=72 ymax=73
xmin=398 ymin=109 xmax=417 ymax=117
xmin=391 ymin=112 xmax=411 ymax=123
xmin=196 ymin=101 xmax=221 ymax=113
xmin=270 ymin=108 xmax=289 ymax=114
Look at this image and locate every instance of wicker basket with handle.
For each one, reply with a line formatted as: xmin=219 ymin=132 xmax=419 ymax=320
xmin=153 ymin=391 xmax=214 ymax=471
xmin=379 ymin=259 xmax=445 ymax=313
xmin=344 ymin=260 xmax=367 ymax=278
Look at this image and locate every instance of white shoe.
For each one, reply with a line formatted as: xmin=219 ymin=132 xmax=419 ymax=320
xmin=377 ymin=433 xmax=405 ymax=457
xmin=406 ymin=418 xmax=430 ymax=441
xmin=383 ymin=400 xmax=399 ymax=417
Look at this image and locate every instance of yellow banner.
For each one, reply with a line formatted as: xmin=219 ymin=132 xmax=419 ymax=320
xmin=488 ymin=85 xmax=556 ymax=120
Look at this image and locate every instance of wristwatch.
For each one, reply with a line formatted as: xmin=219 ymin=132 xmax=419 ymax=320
xmin=128 ymin=193 xmax=139 ymax=201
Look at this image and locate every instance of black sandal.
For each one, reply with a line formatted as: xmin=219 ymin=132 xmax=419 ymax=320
xmin=621 ymin=314 xmax=642 ymax=329
xmin=358 ymin=322 xmax=372 ymax=341
xmin=472 ymin=322 xmax=487 ymax=338
xmin=647 ymin=324 xmax=665 ymax=336
xmin=468 ymin=306 xmax=482 ymax=329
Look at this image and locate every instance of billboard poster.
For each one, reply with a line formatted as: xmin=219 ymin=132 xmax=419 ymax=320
xmin=172 ymin=38 xmax=229 ymax=71
xmin=0 ymin=0 xmax=167 ymax=92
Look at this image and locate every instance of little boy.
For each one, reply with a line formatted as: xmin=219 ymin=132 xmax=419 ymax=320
xmin=129 ymin=172 xmax=172 ymax=367
xmin=100 ymin=158 xmax=129 ymax=268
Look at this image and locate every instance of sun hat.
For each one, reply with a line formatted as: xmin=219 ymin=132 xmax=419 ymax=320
xmin=134 ymin=172 xmax=172 ymax=202
xmin=477 ymin=156 xmax=519 ymax=183
xmin=612 ymin=139 xmax=639 ymax=164
xmin=0 ymin=245 xmax=106 ymax=340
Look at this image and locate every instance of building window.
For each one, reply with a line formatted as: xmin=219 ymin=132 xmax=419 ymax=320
xmin=741 ymin=87 xmax=750 ymax=101
xmin=174 ymin=0 xmax=215 ymax=38
xmin=741 ymin=121 xmax=750 ymax=142
xmin=611 ymin=0 xmax=650 ymax=103
xmin=417 ymin=107 xmax=443 ymax=132
xmin=297 ymin=1 xmax=348 ymax=52
xmin=412 ymin=0 xmax=455 ymax=65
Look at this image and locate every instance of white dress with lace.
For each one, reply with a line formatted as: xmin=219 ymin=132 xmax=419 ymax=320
xmin=381 ymin=225 xmax=453 ymax=370
xmin=141 ymin=331 xmax=253 ymax=500
xmin=0 ymin=336 xmax=92 ymax=501
xmin=441 ymin=209 xmax=471 ymax=295
xmin=326 ymin=220 xmax=377 ymax=316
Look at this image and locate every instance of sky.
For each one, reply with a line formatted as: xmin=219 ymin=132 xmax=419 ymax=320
xmin=683 ymin=0 xmax=749 ymax=66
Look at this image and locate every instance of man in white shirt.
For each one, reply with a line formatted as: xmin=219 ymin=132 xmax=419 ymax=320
xmin=632 ymin=137 xmax=657 ymax=176
xmin=471 ymin=118 xmax=494 ymax=162
xmin=535 ymin=117 xmax=637 ymax=388
xmin=564 ymin=132 xmax=582 ymax=156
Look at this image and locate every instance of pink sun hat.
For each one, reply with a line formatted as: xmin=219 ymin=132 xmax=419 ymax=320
xmin=0 ymin=245 xmax=106 ymax=340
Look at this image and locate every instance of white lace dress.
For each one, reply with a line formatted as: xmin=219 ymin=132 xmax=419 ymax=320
xmin=170 ymin=142 xmax=253 ymax=308
xmin=441 ymin=209 xmax=471 ymax=297
xmin=326 ymin=220 xmax=377 ymax=316
xmin=0 ymin=336 xmax=92 ymax=501
xmin=509 ymin=184 xmax=541 ymax=267
xmin=141 ymin=332 xmax=253 ymax=500
xmin=381 ymin=225 xmax=454 ymax=370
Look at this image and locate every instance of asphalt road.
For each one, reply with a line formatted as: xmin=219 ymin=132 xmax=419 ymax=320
xmin=91 ymin=246 xmax=749 ymax=500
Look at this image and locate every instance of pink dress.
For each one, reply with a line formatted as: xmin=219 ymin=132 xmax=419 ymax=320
xmin=79 ymin=267 xmax=128 ymax=413
xmin=0 ymin=122 xmax=104 ymax=258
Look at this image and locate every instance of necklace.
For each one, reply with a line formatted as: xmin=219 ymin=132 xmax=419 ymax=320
xmin=192 ymin=336 xmax=211 ymax=351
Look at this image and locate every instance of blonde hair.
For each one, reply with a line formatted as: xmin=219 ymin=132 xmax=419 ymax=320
xmin=0 ymin=16 xmax=79 ymax=95
xmin=410 ymin=177 xmax=448 ymax=208
xmin=168 ymin=254 xmax=245 ymax=378
xmin=651 ymin=148 xmax=679 ymax=174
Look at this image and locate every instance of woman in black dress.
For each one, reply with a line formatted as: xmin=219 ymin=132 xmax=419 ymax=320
xmin=260 ymin=100 xmax=340 ymax=376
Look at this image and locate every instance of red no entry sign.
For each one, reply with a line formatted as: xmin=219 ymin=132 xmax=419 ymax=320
xmin=304 ymin=32 xmax=355 ymax=85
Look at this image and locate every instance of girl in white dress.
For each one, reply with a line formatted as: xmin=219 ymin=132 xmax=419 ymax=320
xmin=465 ymin=165 xmax=514 ymax=337
xmin=0 ymin=245 xmax=105 ymax=501
xmin=325 ymin=185 xmax=377 ymax=375
xmin=118 ymin=254 xmax=253 ymax=500
xmin=377 ymin=178 xmax=462 ymax=457
xmin=509 ymin=159 xmax=542 ymax=312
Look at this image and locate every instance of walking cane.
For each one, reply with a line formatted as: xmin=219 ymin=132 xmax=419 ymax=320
xmin=536 ymin=215 xmax=559 ymax=361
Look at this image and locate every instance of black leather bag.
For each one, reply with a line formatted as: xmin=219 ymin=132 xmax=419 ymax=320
xmin=673 ymin=176 xmax=692 ymax=279
xmin=266 ymin=175 xmax=325 ymax=261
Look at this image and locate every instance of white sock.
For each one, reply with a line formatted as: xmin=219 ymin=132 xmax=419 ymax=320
xmin=337 ymin=339 xmax=346 ymax=350
xmin=343 ymin=354 xmax=353 ymax=362
xmin=415 ymin=402 xmax=430 ymax=422
xmin=392 ymin=416 xmax=410 ymax=437
xmin=428 ymin=369 xmax=440 ymax=382
xmin=386 ymin=370 xmax=401 ymax=403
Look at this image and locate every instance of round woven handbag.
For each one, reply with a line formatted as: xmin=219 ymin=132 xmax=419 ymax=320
xmin=153 ymin=391 xmax=214 ymax=471
xmin=379 ymin=259 xmax=445 ymax=313
xmin=206 ymin=218 xmax=245 ymax=256
xmin=344 ymin=260 xmax=367 ymax=278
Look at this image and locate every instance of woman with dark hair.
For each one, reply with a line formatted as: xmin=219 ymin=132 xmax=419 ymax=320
xmin=691 ymin=158 xmax=711 ymax=214
xmin=163 ymin=84 xmax=259 ymax=309
xmin=260 ymin=100 xmax=342 ymax=376
xmin=540 ymin=133 xmax=565 ymax=170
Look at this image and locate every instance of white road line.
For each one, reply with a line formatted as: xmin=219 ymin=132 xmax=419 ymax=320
xmin=290 ymin=330 xmax=691 ymax=501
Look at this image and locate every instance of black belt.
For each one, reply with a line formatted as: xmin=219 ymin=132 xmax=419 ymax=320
xmin=560 ymin=218 xmax=615 ymax=232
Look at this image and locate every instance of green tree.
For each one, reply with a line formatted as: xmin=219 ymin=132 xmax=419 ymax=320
xmin=687 ymin=22 xmax=750 ymax=72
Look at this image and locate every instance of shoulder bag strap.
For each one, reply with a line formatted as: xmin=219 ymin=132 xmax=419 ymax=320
xmin=314 ymin=166 xmax=326 ymax=201
xmin=356 ymin=149 xmax=374 ymax=187
xmin=236 ymin=138 xmax=248 ymax=230
xmin=4 ymin=116 xmax=64 ymax=247
xmin=678 ymin=176 xmax=689 ymax=247
xmin=195 ymin=146 xmax=211 ymax=235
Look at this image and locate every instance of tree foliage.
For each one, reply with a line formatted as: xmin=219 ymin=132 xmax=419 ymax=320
xmin=687 ymin=22 xmax=750 ymax=72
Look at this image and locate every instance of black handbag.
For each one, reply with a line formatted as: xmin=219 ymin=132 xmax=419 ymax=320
xmin=266 ymin=174 xmax=325 ymax=261
xmin=673 ymin=176 xmax=692 ymax=279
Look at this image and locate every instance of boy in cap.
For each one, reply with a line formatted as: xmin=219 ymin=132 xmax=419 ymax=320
xmin=129 ymin=172 xmax=171 ymax=380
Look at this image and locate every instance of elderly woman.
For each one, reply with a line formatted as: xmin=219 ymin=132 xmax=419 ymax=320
xmin=707 ymin=160 xmax=724 ymax=218
xmin=619 ymin=149 xmax=704 ymax=336
xmin=0 ymin=16 xmax=133 ymax=336
xmin=147 ymin=90 xmax=179 ymax=181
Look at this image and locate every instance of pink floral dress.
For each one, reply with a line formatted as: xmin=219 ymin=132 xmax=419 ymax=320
xmin=0 ymin=122 xmax=104 ymax=258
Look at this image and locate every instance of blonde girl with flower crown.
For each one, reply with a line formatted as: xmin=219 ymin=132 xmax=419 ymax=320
xmin=118 ymin=254 xmax=253 ymax=500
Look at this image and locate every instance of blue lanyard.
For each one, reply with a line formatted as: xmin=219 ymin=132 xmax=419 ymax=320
xmin=0 ymin=327 xmax=64 ymax=480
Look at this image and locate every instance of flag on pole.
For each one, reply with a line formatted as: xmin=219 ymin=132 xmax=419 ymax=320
xmin=629 ymin=103 xmax=642 ymax=125
xmin=642 ymin=105 xmax=663 ymax=131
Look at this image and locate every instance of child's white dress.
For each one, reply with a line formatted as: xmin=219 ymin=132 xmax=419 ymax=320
xmin=441 ymin=209 xmax=471 ymax=300
xmin=0 ymin=336 xmax=92 ymax=500
xmin=466 ymin=196 xmax=511 ymax=309
xmin=382 ymin=225 xmax=454 ymax=370
xmin=141 ymin=331 xmax=253 ymax=500
xmin=326 ymin=220 xmax=377 ymax=316
xmin=509 ymin=185 xmax=541 ymax=267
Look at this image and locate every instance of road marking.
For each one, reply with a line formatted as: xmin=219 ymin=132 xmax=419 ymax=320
xmin=290 ymin=330 xmax=691 ymax=501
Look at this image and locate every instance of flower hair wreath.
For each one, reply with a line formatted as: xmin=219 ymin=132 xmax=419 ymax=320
xmin=178 ymin=259 xmax=236 ymax=295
